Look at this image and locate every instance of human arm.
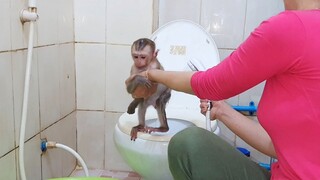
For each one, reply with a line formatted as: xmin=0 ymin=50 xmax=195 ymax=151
xmin=145 ymin=69 xmax=196 ymax=95
xmin=202 ymin=100 xmax=276 ymax=158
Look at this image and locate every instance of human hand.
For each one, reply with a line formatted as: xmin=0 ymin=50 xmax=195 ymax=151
xmin=200 ymin=99 xmax=210 ymax=115
xmin=200 ymin=100 xmax=230 ymax=120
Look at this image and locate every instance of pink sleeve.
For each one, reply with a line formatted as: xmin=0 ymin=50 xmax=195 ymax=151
xmin=191 ymin=11 xmax=306 ymax=100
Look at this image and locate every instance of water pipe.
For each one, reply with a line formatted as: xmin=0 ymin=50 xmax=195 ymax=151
xmin=232 ymin=101 xmax=257 ymax=115
xmin=41 ymin=140 xmax=90 ymax=177
xmin=18 ymin=2 xmax=38 ymax=180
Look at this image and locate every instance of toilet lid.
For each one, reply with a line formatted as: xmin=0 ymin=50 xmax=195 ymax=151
xmin=150 ymin=20 xmax=220 ymax=110
xmin=150 ymin=19 xmax=220 ymax=71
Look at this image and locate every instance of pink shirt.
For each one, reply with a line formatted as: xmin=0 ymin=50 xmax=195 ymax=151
xmin=191 ymin=10 xmax=320 ymax=179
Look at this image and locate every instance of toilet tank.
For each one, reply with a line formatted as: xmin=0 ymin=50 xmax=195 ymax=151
xmin=150 ymin=20 xmax=220 ymax=111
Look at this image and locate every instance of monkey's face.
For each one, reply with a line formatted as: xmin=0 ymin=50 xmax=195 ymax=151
xmin=132 ymin=45 xmax=154 ymax=69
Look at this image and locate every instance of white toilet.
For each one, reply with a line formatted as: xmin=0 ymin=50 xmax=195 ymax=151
xmin=113 ymin=20 xmax=221 ymax=180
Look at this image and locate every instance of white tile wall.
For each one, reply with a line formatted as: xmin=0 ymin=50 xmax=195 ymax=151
xmin=0 ymin=0 xmax=12 ymax=51
xmin=74 ymin=0 xmax=106 ymax=43
xmin=106 ymin=0 xmax=154 ymax=44
xmin=0 ymin=0 xmax=76 ymax=179
xmin=0 ymin=52 xmax=15 ymax=157
xmin=0 ymin=150 xmax=16 ymax=180
xmin=105 ymin=45 xmax=132 ymax=112
xmin=58 ymin=0 xmax=75 ymax=43
xmin=37 ymin=0 xmax=59 ymax=46
xmin=245 ymin=0 xmax=284 ymax=38
xmin=201 ymin=0 xmax=247 ymax=49
xmin=77 ymin=111 xmax=105 ymax=169
xmin=38 ymin=45 xmax=61 ymax=130
xmin=159 ymin=0 xmax=201 ymax=26
xmin=12 ymin=49 xmax=40 ymax=144
xmin=75 ymin=43 xmax=106 ymax=110
xmin=59 ymin=44 xmax=76 ymax=118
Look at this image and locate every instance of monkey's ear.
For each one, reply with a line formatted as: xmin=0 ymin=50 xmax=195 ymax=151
xmin=154 ymin=49 xmax=159 ymax=57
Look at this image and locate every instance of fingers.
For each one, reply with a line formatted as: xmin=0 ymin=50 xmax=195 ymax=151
xmin=145 ymin=80 xmax=152 ymax=88
xmin=200 ymin=99 xmax=210 ymax=115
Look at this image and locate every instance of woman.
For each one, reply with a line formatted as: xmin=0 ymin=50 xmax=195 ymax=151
xmin=134 ymin=0 xmax=320 ymax=179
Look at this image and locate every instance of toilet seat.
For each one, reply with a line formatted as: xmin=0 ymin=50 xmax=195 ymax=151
xmin=118 ymin=108 xmax=218 ymax=142
xmin=118 ymin=20 xmax=220 ymax=141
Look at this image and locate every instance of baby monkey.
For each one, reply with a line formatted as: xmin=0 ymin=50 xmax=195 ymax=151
xmin=125 ymin=38 xmax=171 ymax=141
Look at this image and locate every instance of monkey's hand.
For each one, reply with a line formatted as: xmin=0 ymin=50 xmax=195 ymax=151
xmin=126 ymin=75 xmax=152 ymax=93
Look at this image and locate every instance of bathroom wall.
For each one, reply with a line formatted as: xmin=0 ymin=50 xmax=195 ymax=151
xmin=0 ymin=0 xmax=75 ymax=179
xmin=0 ymin=0 xmax=284 ymax=179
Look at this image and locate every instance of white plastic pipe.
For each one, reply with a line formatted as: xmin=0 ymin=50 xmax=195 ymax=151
xmin=19 ymin=20 xmax=35 ymax=180
xmin=54 ymin=143 xmax=89 ymax=177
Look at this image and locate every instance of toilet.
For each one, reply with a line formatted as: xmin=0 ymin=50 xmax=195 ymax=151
xmin=113 ymin=20 xmax=221 ymax=180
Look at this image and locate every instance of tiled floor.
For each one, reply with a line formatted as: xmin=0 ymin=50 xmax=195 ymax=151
xmin=71 ymin=168 xmax=142 ymax=180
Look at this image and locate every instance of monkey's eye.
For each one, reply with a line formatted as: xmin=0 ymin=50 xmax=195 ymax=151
xmin=133 ymin=56 xmax=139 ymax=59
xmin=141 ymin=56 xmax=146 ymax=59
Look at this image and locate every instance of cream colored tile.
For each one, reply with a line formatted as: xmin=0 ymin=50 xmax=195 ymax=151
xmin=0 ymin=150 xmax=16 ymax=180
xmin=58 ymin=0 xmax=74 ymax=43
xmin=0 ymin=0 xmax=11 ymax=51
xmin=75 ymin=43 xmax=105 ymax=110
xmin=37 ymin=0 xmax=59 ymax=46
xmin=105 ymin=45 xmax=132 ymax=112
xmin=0 ymin=52 xmax=15 ymax=157
xmin=74 ymin=0 xmax=105 ymax=42
xmin=77 ymin=110 xmax=105 ymax=169
xmin=106 ymin=0 xmax=153 ymax=44
xmin=38 ymin=45 xmax=61 ymax=130
xmin=201 ymin=0 xmax=246 ymax=49
xmin=59 ymin=44 xmax=76 ymax=117
xmin=245 ymin=0 xmax=284 ymax=38
xmin=41 ymin=112 xmax=77 ymax=179
xmin=159 ymin=0 xmax=201 ymax=26
xmin=104 ymin=112 xmax=132 ymax=171
xmin=12 ymin=50 xmax=40 ymax=144
xmin=16 ymin=135 xmax=42 ymax=180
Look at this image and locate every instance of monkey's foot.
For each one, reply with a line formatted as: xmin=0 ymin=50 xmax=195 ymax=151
xmin=130 ymin=125 xmax=148 ymax=141
xmin=145 ymin=126 xmax=169 ymax=134
xmin=127 ymin=107 xmax=135 ymax=114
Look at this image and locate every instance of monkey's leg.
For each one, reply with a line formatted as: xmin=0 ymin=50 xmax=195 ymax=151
xmin=130 ymin=101 xmax=148 ymax=141
xmin=127 ymin=98 xmax=143 ymax=114
xmin=145 ymin=89 xmax=171 ymax=133
xmin=145 ymin=106 xmax=169 ymax=133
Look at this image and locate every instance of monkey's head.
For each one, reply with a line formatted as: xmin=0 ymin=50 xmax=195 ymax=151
xmin=131 ymin=38 xmax=158 ymax=69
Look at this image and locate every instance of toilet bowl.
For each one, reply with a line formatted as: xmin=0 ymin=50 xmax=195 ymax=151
xmin=113 ymin=20 xmax=221 ymax=180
